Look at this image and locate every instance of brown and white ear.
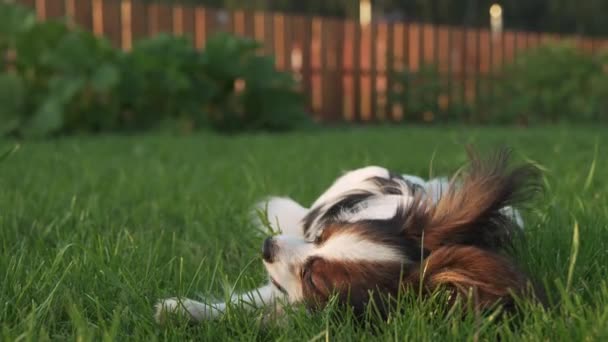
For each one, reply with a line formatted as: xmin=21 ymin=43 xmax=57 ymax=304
xmin=301 ymin=257 xmax=364 ymax=312
xmin=301 ymin=258 xmax=336 ymax=307
xmin=301 ymin=257 xmax=403 ymax=317
xmin=408 ymin=246 xmax=530 ymax=311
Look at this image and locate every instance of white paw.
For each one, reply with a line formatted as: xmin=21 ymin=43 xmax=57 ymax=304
xmin=154 ymin=298 xmax=187 ymax=324
xmin=154 ymin=298 xmax=202 ymax=324
xmin=154 ymin=297 xmax=223 ymax=324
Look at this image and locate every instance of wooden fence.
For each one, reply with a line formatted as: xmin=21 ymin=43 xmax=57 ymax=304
xmin=16 ymin=0 xmax=608 ymax=122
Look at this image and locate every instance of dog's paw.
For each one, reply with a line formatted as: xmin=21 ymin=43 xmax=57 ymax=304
xmin=155 ymin=297 xmax=224 ymax=324
xmin=154 ymin=298 xmax=201 ymax=324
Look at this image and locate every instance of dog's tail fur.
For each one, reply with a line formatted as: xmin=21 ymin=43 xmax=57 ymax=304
xmin=403 ymin=147 xmax=540 ymax=252
xmin=400 ymin=148 xmax=544 ymax=310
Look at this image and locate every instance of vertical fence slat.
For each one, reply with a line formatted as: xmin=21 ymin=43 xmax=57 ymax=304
xmin=73 ymin=0 xmax=92 ymax=31
xmin=342 ymin=20 xmax=355 ymax=121
xmin=332 ymin=19 xmax=345 ymax=121
xmin=45 ymin=0 xmax=63 ymax=19
xmin=156 ymin=3 xmax=172 ymax=34
xmin=408 ymin=23 xmax=420 ymax=72
xmin=65 ymin=0 xmax=75 ymax=25
xmin=302 ymin=16 xmax=313 ymax=118
xmin=311 ymin=17 xmax=322 ymax=119
xmin=273 ymin=13 xmax=285 ymax=70
xmin=172 ymin=5 xmax=183 ymax=36
xmin=370 ymin=22 xmax=379 ymax=121
xmin=385 ymin=23 xmax=395 ymax=121
xmin=120 ymin=0 xmax=132 ymax=51
xmin=263 ymin=11 xmax=274 ymax=55
xmin=423 ymin=23 xmax=434 ymax=66
xmin=438 ymin=25 xmax=449 ymax=115
xmin=193 ymin=7 xmax=206 ymax=49
xmin=102 ymin=0 xmax=121 ymax=47
xmin=92 ymin=0 xmax=103 ymax=36
xmin=360 ymin=22 xmax=372 ymax=121
xmin=233 ymin=10 xmax=245 ymax=36
xmin=182 ymin=5 xmax=195 ymax=43
xmin=377 ymin=22 xmax=389 ymax=121
xmin=391 ymin=23 xmax=404 ymax=121
xmin=130 ymin=0 xmax=146 ymax=44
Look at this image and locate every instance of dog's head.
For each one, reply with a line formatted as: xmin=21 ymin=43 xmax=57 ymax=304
xmin=262 ymin=220 xmax=417 ymax=314
xmin=262 ymin=149 xmax=542 ymax=316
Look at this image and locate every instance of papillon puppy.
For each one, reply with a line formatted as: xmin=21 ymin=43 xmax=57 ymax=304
xmin=155 ymin=149 xmax=542 ymax=323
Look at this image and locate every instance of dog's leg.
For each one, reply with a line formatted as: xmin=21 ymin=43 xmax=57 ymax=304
xmin=155 ymin=284 xmax=285 ymax=323
xmin=252 ymin=197 xmax=308 ymax=237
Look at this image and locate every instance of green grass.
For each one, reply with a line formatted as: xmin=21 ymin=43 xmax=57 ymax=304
xmin=1 ymin=126 xmax=608 ymax=341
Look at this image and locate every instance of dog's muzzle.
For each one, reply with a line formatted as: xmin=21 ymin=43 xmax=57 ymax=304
xmin=262 ymin=237 xmax=276 ymax=263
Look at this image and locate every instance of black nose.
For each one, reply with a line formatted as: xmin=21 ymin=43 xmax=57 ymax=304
xmin=262 ymin=237 xmax=276 ymax=263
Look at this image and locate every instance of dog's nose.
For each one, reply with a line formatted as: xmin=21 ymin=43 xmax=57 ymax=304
xmin=262 ymin=237 xmax=276 ymax=263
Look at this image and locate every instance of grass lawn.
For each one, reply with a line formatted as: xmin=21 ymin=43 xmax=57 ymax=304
xmin=1 ymin=126 xmax=608 ymax=341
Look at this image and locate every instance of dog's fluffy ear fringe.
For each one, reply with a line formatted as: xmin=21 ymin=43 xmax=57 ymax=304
xmin=400 ymin=147 xmax=542 ymax=252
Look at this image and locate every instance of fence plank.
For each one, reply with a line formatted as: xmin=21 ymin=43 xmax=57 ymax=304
xmin=43 ymin=0 xmax=63 ymax=19
xmin=182 ymin=5 xmax=195 ymax=42
xmin=342 ymin=20 xmax=355 ymax=121
xmin=408 ymin=23 xmax=420 ymax=72
xmin=273 ymin=13 xmax=285 ymax=69
xmin=73 ymin=0 xmax=92 ymax=30
xmin=102 ymin=0 xmax=121 ymax=47
xmin=120 ymin=0 xmax=132 ymax=50
xmin=360 ymin=22 xmax=372 ymax=121
xmin=385 ymin=23 xmax=395 ymax=121
xmin=423 ymin=23 xmax=434 ymax=66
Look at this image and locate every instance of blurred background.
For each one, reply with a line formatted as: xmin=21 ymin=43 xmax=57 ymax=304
xmin=2 ymin=0 xmax=608 ymax=136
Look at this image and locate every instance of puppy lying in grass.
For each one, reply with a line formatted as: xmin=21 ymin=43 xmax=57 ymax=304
xmin=155 ymin=148 xmax=544 ymax=323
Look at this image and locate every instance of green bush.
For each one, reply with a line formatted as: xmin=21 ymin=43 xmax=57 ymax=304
xmin=201 ymin=32 xmax=308 ymax=132
xmin=0 ymin=2 xmax=308 ymax=137
xmin=119 ymin=34 xmax=212 ymax=131
xmin=490 ymin=43 xmax=608 ymax=124
xmin=390 ymin=64 xmax=470 ymax=123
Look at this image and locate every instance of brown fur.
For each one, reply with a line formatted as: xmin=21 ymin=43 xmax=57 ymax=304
xmin=404 ymin=246 xmax=532 ymax=311
xmin=403 ymin=148 xmax=540 ymax=252
xmin=300 ymin=148 xmax=543 ymax=316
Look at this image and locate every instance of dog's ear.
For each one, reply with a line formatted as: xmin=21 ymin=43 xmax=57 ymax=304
xmin=301 ymin=257 xmax=403 ymax=317
xmin=406 ymin=245 xmax=531 ymax=311
xmin=301 ymin=257 xmax=348 ymax=309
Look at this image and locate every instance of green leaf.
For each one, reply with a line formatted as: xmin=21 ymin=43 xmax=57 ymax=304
xmin=24 ymin=100 xmax=63 ymax=137
xmin=91 ymin=63 xmax=120 ymax=92
xmin=0 ymin=73 xmax=25 ymax=135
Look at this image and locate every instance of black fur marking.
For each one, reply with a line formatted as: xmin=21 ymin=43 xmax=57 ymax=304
xmin=302 ymin=206 xmax=323 ymax=235
xmin=322 ymin=192 xmax=375 ymax=221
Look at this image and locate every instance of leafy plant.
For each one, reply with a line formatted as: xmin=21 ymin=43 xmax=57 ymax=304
xmin=118 ymin=34 xmax=213 ymax=131
xmin=490 ymin=43 xmax=608 ymax=124
xmin=0 ymin=2 xmax=308 ymax=138
xmin=390 ymin=64 xmax=468 ymax=123
xmin=200 ymin=32 xmax=308 ymax=132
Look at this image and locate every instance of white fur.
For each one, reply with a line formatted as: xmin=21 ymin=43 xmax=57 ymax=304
xmin=155 ymin=284 xmax=286 ymax=323
xmin=252 ymin=197 xmax=308 ymax=236
xmin=314 ymin=232 xmax=404 ymax=263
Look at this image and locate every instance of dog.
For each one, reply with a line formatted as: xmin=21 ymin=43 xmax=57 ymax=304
xmin=155 ymin=149 xmax=542 ymax=324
